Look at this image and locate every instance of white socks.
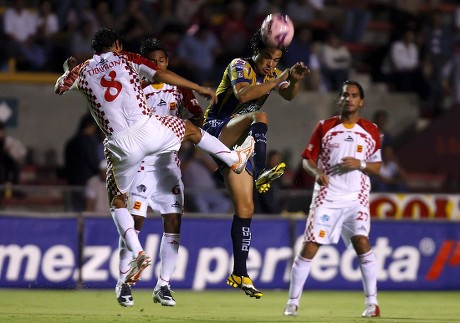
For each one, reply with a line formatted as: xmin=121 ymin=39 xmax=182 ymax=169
xmin=359 ymin=250 xmax=378 ymax=305
xmin=112 ymin=208 xmax=143 ymax=256
xmin=117 ymin=237 xmax=131 ymax=284
xmin=287 ymin=255 xmax=312 ymax=306
xmin=155 ymin=233 xmax=180 ymax=289
xmin=195 ymin=129 xmax=236 ymax=166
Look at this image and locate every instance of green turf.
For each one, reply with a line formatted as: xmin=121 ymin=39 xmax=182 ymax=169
xmin=0 ymin=289 xmax=459 ymax=322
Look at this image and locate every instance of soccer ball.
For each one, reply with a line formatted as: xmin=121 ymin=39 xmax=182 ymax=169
xmin=260 ymin=13 xmax=295 ymax=48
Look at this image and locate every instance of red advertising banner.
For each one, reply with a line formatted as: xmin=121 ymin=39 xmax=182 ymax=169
xmin=370 ymin=193 xmax=460 ymax=220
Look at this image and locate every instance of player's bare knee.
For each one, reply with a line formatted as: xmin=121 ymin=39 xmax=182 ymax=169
xmin=351 ymin=235 xmax=371 ymax=254
xmin=254 ymin=111 xmax=269 ymax=124
xmin=133 ymin=215 xmax=145 ymax=231
xmin=112 ymin=195 xmax=127 ymax=208
xmin=184 ymin=120 xmax=201 ymax=143
xmin=163 ymin=213 xmax=182 ymax=233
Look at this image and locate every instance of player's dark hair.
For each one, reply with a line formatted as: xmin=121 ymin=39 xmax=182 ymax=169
xmin=249 ymin=28 xmax=287 ymax=55
xmin=91 ymin=28 xmax=122 ymax=53
xmin=139 ymin=38 xmax=168 ymax=58
xmin=339 ymin=80 xmax=365 ymax=98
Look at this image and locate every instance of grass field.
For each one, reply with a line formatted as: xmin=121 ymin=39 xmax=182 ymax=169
xmin=0 ymin=289 xmax=459 ymax=322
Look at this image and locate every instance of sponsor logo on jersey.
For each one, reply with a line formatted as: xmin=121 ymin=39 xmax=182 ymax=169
xmin=319 ymin=230 xmax=326 ymax=238
xmin=136 ymin=184 xmax=147 ymax=193
xmin=357 ymin=145 xmax=363 ymax=152
xmin=320 ymin=214 xmax=330 ymax=222
xmin=133 ymin=201 xmax=142 ymax=210
xmin=171 ymin=201 xmax=181 ymax=208
xmin=344 ymin=135 xmax=354 ymax=142
xmin=326 ymin=142 xmax=340 ymax=149
xmin=97 ymin=58 xmax=108 ymax=66
xmin=158 ymin=99 xmax=167 ymax=107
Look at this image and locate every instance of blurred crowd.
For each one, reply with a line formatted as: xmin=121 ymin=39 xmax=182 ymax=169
xmin=1 ymin=0 xmax=459 ymax=113
xmin=1 ymin=0 xmax=459 ymax=213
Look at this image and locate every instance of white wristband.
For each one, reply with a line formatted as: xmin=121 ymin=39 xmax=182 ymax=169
xmin=360 ymin=160 xmax=367 ymax=171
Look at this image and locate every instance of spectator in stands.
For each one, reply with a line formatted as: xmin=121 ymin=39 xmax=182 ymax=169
xmin=371 ymin=110 xmax=408 ymax=192
xmin=255 ymin=150 xmax=284 ymax=214
xmin=149 ymin=0 xmax=178 ymax=35
xmin=175 ymin=0 xmax=206 ymax=27
xmin=116 ymin=0 xmax=152 ymax=52
xmin=284 ymin=25 xmax=323 ymax=91
xmin=339 ymin=0 xmax=371 ymax=43
xmin=64 ymin=113 xmax=101 ymax=211
xmin=450 ymin=39 xmax=460 ymax=108
xmin=285 ymin=0 xmax=315 ymax=27
xmin=52 ymin=0 xmax=84 ymax=31
xmin=422 ymin=10 xmax=455 ymax=116
xmin=218 ymin=1 xmax=250 ymax=63
xmin=85 ymin=159 xmax=109 ymax=213
xmin=92 ymin=0 xmax=116 ymax=30
xmin=36 ymin=0 xmax=60 ymax=69
xmin=70 ymin=20 xmax=94 ymax=63
xmin=0 ymin=122 xmax=28 ymax=195
xmin=181 ymin=142 xmax=232 ymax=214
xmin=3 ymin=0 xmax=46 ymax=70
xmin=176 ymin=22 xmax=222 ymax=85
xmin=319 ymin=32 xmax=352 ymax=91
xmin=372 ymin=109 xmax=394 ymax=148
xmin=371 ymin=145 xmax=408 ymax=193
xmin=389 ymin=29 xmax=430 ymax=102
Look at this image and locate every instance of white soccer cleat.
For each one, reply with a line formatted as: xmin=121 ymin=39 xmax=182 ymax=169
xmin=283 ymin=303 xmax=298 ymax=316
xmin=362 ymin=303 xmax=380 ymax=317
xmin=153 ymin=285 xmax=176 ymax=306
xmin=115 ymin=282 xmax=134 ymax=307
xmin=230 ymin=136 xmax=255 ymax=174
xmin=125 ymin=251 xmax=152 ymax=286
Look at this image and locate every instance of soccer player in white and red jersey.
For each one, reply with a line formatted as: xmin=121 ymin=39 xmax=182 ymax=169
xmin=283 ymin=80 xmax=382 ymax=318
xmin=120 ymin=38 xmax=204 ymax=307
xmin=54 ymin=28 xmax=254 ymax=307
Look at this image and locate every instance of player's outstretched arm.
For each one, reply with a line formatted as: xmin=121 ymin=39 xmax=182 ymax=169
xmin=279 ymin=62 xmax=310 ymax=100
xmin=154 ymin=69 xmax=217 ymax=103
xmin=54 ymin=57 xmax=79 ymax=95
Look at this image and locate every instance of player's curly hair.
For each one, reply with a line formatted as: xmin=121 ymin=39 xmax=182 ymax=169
xmin=248 ymin=28 xmax=287 ymax=55
xmin=139 ymin=38 xmax=169 ymax=58
xmin=91 ymin=28 xmax=122 ymax=53
xmin=339 ymin=80 xmax=365 ymax=98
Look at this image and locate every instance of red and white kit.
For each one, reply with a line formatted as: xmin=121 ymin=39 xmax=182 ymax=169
xmin=302 ymin=116 xmax=382 ymax=245
xmin=55 ymin=51 xmax=186 ymax=195
xmin=128 ymin=83 xmax=202 ymax=217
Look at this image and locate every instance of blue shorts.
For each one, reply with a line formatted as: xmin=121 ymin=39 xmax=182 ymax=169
xmin=202 ymin=117 xmax=254 ymax=176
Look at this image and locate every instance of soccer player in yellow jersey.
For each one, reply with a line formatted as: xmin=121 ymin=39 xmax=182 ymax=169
xmin=202 ymin=29 xmax=309 ymax=298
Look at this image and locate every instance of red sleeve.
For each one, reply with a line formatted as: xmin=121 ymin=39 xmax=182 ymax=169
xmin=122 ymin=51 xmax=159 ymax=71
xmin=55 ymin=61 xmax=87 ymax=95
xmin=301 ymin=122 xmax=322 ymax=162
xmin=358 ymin=119 xmax=381 ymax=154
xmin=301 ymin=117 xmax=340 ymax=162
xmin=179 ymin=87 xmax=203 ymax=118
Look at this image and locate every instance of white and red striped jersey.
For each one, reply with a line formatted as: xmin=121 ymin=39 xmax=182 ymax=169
xmin=302 ymin=116 xmax=382 ymax=207
xmin=55 ymin=51 xmax=160 ymax=137
xmin=139 ymin=83 xmax=203 ymax=171
xmin=143 ymin=83 xmax=202 ymax=120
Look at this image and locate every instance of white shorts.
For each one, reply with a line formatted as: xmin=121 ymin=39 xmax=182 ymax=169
xmin=127 ymin=153 xmax=184 ymax=217
xmin=105 ymin=116 xmax=185 ymax=195
xmin=303 ymin=202 xmax=371 ymax=247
